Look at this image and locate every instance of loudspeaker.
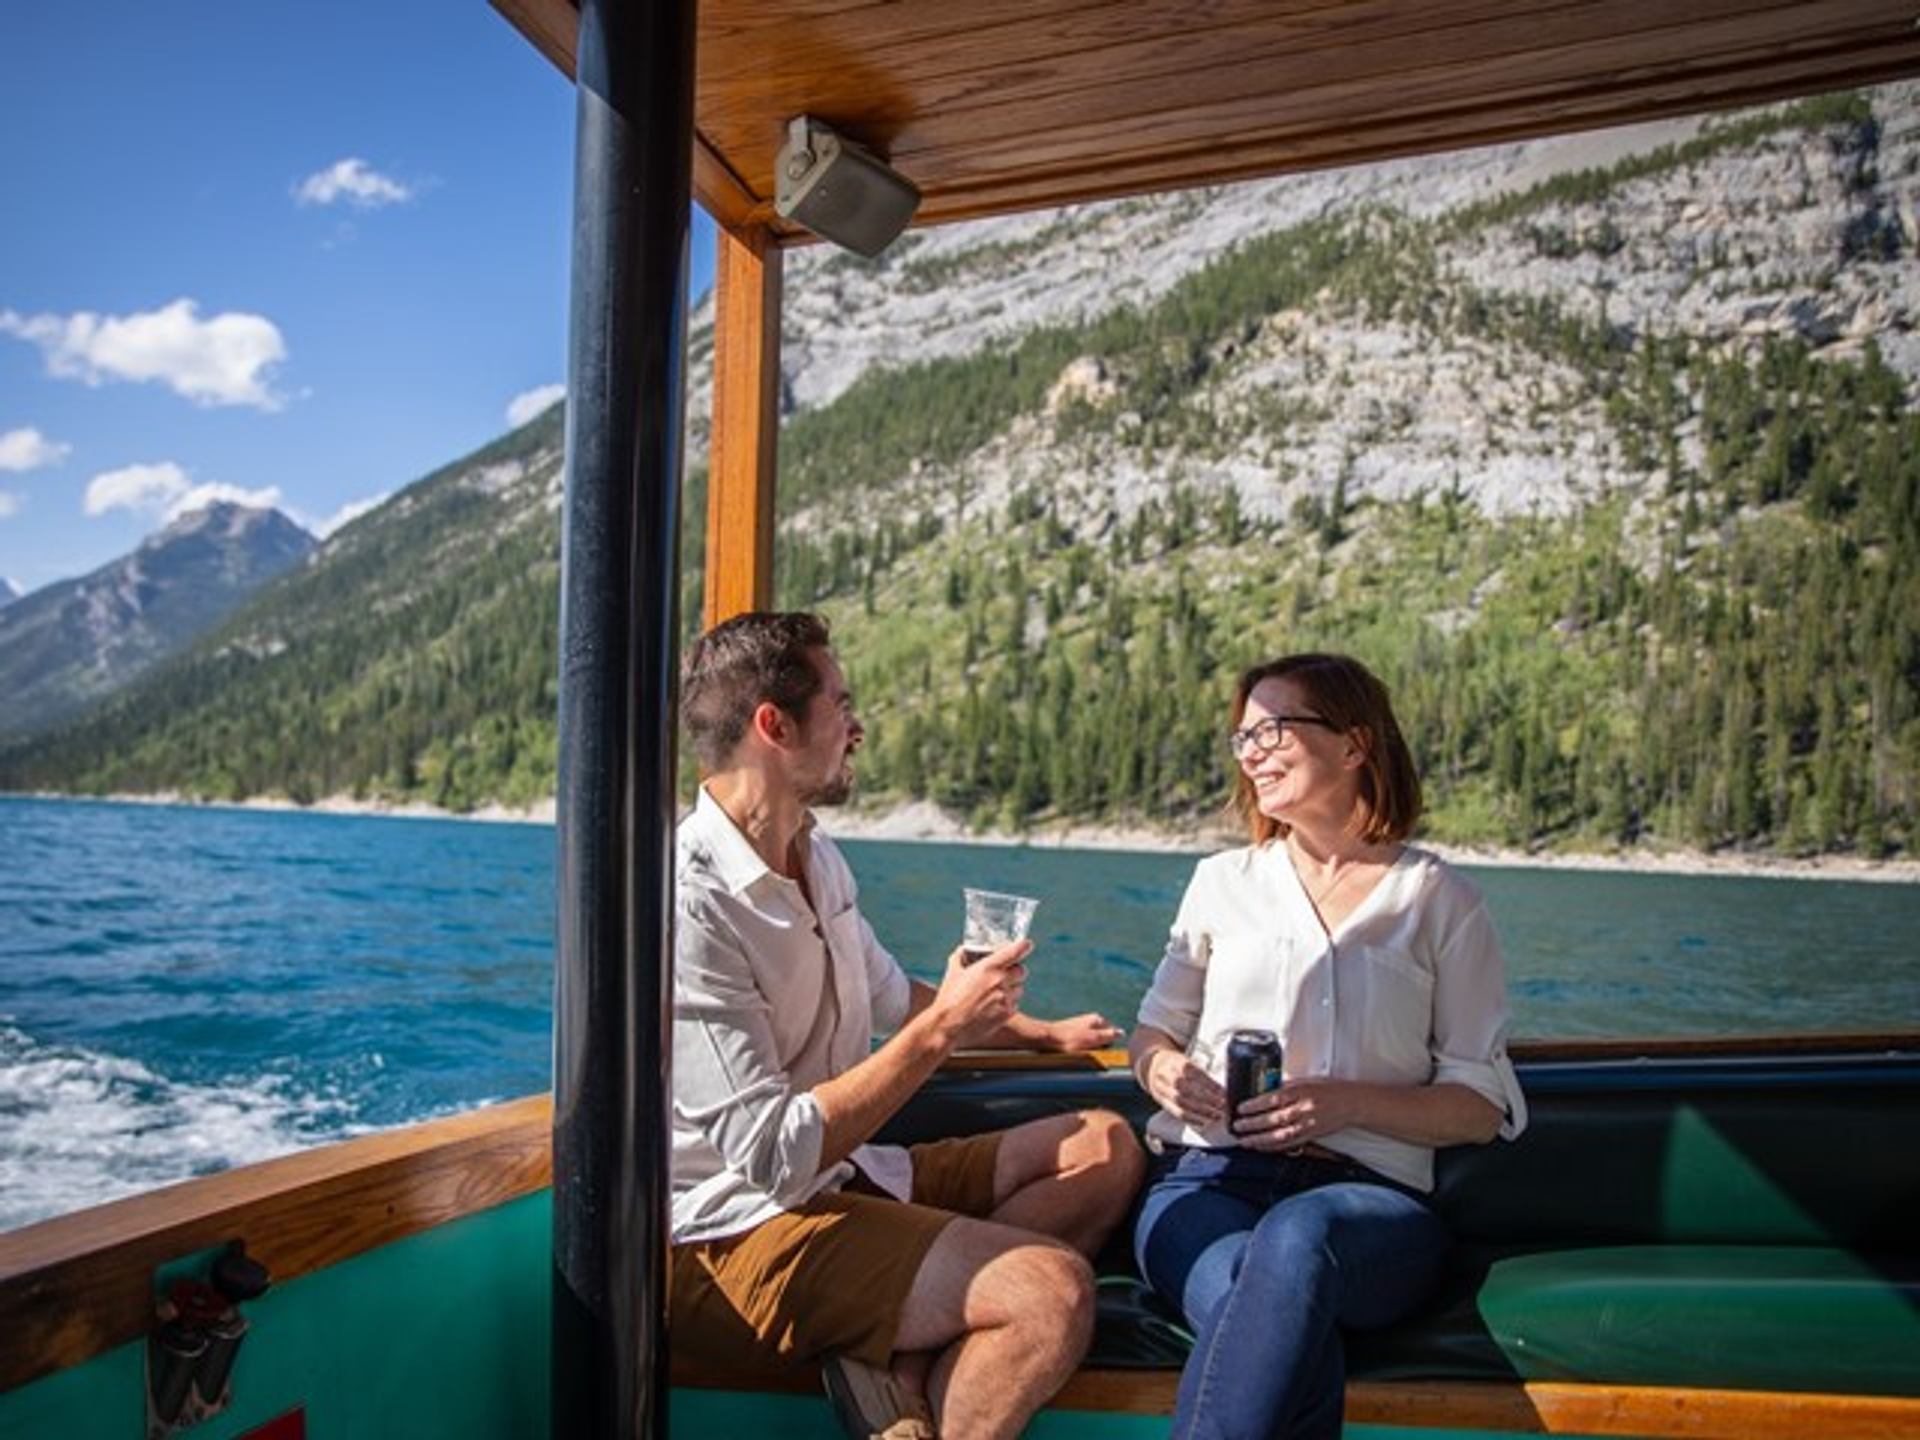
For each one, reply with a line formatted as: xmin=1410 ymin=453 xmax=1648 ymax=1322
xmin=774 ymin=116 xmax=921 ymax=258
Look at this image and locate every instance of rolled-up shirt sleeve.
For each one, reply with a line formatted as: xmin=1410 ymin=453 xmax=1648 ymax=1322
xmin=860 ymin=912 xmax=912 ymax=1035
xmin=1135 ymin=865 xmax=1212 ymax=1043
xmin=674 ymin=900 xmax=826 ymax=1205
xmin=1429 ymin=899 xmax=1528 ymax=1139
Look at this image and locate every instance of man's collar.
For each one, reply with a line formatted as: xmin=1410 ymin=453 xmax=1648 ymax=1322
xmin=693 ymin=784 xmax=816 ymax=894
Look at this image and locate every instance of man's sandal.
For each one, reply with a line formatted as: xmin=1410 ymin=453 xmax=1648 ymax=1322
xmin=821 ymin=1353 xmax=937 ymax=1440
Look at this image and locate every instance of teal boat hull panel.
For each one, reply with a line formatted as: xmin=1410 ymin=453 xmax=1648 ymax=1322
xmin=0 ymin=1192 xmax=553 ymax=1440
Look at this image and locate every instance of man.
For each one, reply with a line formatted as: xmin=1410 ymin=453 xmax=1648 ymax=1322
xmin=671 ymin=611 xmax=1144 ymax=1440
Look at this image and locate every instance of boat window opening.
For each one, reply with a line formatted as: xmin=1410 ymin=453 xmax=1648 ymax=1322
xmin=751 ymin=78 xmax=1920 ymax=1046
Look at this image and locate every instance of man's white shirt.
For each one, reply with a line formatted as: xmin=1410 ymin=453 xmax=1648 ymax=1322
xmin=671 ymin=786 xmax=915 ymax=1243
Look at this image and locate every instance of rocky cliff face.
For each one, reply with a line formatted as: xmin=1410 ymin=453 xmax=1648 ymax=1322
xmin=686 ymin=82 xmax=1917 ymax=533
xmin=0 ymin=504 xmax=315 ymax=740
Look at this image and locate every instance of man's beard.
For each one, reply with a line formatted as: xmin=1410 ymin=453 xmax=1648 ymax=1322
xmin=799 ymin=761 xmax=855 ymax=808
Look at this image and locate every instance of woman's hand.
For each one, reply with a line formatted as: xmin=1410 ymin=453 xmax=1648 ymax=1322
xmin=1140 ymin=1048 xmax=1227 ymax=1129
xmin=1231 ymin=1078 xmax=1365 ymax=1150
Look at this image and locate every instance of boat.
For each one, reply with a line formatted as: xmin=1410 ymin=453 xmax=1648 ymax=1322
xmin=3 ymin=1 xmax=1919 ymax=1436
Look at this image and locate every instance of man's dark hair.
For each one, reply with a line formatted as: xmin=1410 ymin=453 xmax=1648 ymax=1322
xmin=682 ymin=611 xmax=832 ymax=770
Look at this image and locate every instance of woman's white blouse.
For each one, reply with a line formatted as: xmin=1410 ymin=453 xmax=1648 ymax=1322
xmin=1136 ymin=842 xmax=1527 ymax=1192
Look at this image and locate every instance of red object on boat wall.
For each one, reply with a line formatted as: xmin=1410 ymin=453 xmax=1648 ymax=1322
xmin=237 ymin=1409 xmax=305 ymax=1440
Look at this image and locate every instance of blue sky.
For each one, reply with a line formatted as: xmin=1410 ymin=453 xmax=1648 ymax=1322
xmin=0 ymin=1 xmax=716 ymax=593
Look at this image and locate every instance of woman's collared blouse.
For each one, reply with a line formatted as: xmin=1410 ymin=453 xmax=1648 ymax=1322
xmin=1136 ymin=842 xmax=1527 ymax=1192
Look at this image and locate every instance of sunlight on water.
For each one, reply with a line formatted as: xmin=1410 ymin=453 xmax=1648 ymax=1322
xmin=3 ymin=795 xmax=1916 ymax=1229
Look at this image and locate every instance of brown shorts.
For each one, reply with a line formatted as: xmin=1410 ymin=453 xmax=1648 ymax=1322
xmin=670 ymin=1132 xmax=1004 ymax=1375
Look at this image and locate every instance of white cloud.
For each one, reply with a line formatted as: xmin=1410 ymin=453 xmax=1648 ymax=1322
xmin=166 ymin=481 xmax=285 ymax=521
xmin=0 ymin=491 xmax=21 ymax=520
xmin=0 ymin=427 xmax=71 ymax=473
xmin=0 ymin=299 xmax=287 ymax=410
xmin=85 ymin=462 xmax=191 ymax=517
xmin=313 ymin=492 xmax=389 ymax=538
xmin=82 ymin=463 xmax=281 ymax=522
xmin=294 ymin=158 xmax=413 ymax=209
xmin=506 ymin=383 xmax=565 ymax=428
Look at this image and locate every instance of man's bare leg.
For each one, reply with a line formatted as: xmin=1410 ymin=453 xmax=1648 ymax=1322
xmin=987 ymin=1108 xmax=1144 ymax=1257
xmin=891 ymin=1218 xmax=1095 ymax=1440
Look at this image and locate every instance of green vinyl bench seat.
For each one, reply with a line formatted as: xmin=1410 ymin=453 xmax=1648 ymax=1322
xmin=1088 ymin=1246 xmax=1920 ymax=1397
xmin=890 ymin=1048 xmax=1920 ymax=1407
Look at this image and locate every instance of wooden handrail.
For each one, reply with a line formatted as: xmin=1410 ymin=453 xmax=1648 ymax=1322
xmin=0 ymin=1095 xmax=551 ymax=1394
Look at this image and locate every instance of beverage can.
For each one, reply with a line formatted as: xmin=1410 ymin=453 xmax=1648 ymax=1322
xmin=1224 ymin=1028 xmax=1284 ymax=1124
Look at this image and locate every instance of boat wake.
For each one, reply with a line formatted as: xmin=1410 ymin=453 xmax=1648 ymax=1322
xmin=0 ymin=1020 xmax=371 ymax=1233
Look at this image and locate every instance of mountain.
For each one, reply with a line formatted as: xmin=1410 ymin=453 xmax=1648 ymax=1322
xmin=0 ymin=578 xmax=20 ymax=610
xmin=5 ymin=83 xmax=1916 ymax=857
xmin=0 ymin=504 xmax=315 ymax=742
xmin=0 ymin=413 xmax=566 ymax=806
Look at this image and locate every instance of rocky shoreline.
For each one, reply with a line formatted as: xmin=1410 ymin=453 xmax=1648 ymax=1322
xmin=18 ymin=789 xmax=1920 ymax=884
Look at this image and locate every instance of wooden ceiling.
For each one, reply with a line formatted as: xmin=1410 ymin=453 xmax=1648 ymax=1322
xmin=495 ymin=0 xmax=1920 ymax=242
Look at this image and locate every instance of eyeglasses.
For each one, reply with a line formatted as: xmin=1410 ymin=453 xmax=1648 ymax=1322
xmin=1226 ymin=714 xmax=1337 ymax=759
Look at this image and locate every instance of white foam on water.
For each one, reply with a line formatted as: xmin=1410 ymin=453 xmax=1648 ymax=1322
xmin=0 ymin=1021 xmax=371 ymax=1232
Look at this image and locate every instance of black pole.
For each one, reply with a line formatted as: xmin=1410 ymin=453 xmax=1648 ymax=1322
xmin=552 ymin=0 xmax=695 ymax=1431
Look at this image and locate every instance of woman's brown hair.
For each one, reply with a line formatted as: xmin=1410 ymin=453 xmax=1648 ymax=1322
xmin=1228 ymin=653 xmax=1422 ymax=846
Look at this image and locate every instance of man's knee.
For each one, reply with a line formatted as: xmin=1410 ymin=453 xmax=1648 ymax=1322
xmin=1019 ymin=1242 xmax=1097 ymax=1348
xmin=1094 ymin=1108 xmax=1146 ymax=1179
xmin=1067 ymin=1107 xmax=1145 ymax=1178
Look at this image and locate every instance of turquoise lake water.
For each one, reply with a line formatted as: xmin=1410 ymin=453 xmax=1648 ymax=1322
xmin=2 ymin=794 xmax=1916 ymax=1230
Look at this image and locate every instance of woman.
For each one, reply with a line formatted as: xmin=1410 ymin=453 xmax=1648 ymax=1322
xmin=1130 ymin=653 xmax=1526 ymax=1440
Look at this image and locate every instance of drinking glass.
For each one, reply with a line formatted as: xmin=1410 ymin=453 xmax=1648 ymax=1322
xmin=960 ymin=888 xmax=1039 ymax=964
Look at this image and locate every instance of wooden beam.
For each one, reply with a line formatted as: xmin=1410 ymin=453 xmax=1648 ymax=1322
xmin=0 ymin=1095 xmax=551 ymax=1395
xmin=704 ymin=223 xmax=784 ymax=628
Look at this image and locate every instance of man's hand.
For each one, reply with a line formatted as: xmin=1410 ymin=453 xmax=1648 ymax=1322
xmin=1140 ymin=1048 xmax=1226 ymax=1129
xmin=928 ymin=939 xmax=1030 ymax=1049
xmin=1231 ymin=1078 xmax=1364 ymax=1150
xmin=1045 ymin=1013 xmax=1122 ymax=1052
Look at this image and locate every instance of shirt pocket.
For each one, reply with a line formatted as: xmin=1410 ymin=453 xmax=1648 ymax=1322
xmin=1200 ymin=932 xmax=1293 ymax=1061
xmin=1343 ymin=941 xmax=1434 ymax=1072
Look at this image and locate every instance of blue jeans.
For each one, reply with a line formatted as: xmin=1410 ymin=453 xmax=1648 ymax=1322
xmin=1133 ymin=1146 xmax=1450 ymax=1440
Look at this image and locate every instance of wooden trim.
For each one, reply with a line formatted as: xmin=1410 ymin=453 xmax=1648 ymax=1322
xmin=669 ymin=1364 xmax=1920 ymax=1438
xmin=0 ymin=1095 xmax=552 ymax=1395
xmin=489 ymin=0 xmax=767 ymax=236
xmin=489 ymin=0 xmax=576 ymax=79
xmin=693 ymin=134 xmax=778 ymax=239
xmin=1342 ymin=1380 xmax=1920 ymax=1439
xmin=704 ymin=223 xmax=784 ymax=628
